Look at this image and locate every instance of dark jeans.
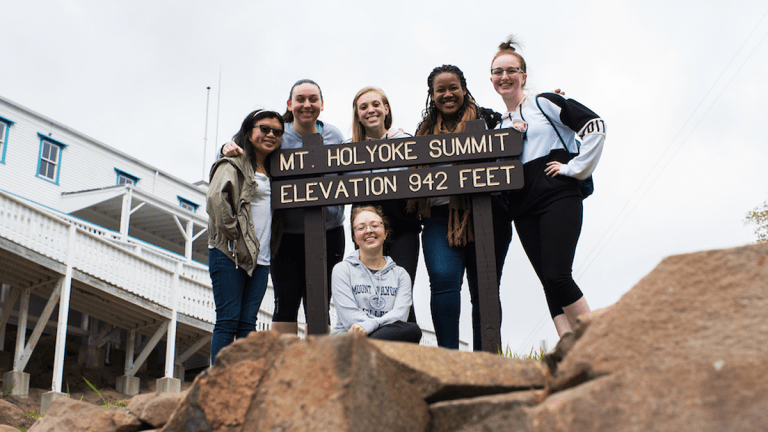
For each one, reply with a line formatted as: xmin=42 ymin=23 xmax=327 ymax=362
xmin=386 ymin=230 xmax=420 ymax=323
xmin=209 ymin=248 xmax=269 ymax=363
xmin=421 ymin=198 xmax=512 ymax=350
xmin=369 ymin=321 xmax=422 ymax=343
xmin=515 ymin=196 xmax=584 ymax=318
xmin=271 ymin=226 xmax=345 ymax=323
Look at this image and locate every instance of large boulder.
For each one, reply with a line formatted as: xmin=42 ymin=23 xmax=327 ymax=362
xmin=0 ymin=397 xmax=35 ymax=430
xmin=163 ymin=331 xmax=429 ymax=432
xmin=127 ymin=391 xmax=184 ymax=428
xmin=370 ymin=340 xmax=548 ymax=402
xmin=525 ymin=242 xmax=768 ymax=431
xmin=28 ymin=397 xmax=142 ymax=432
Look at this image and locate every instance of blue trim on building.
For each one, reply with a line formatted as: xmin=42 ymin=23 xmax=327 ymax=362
xmin=36 ymin=133 xmax=69 ymax=148
xmin=0 ymin=116 xmax=10 ymax=164
xmin=114 ymin=168 xmax=140 ymax=185
xmin=36 ymin=135 xmax=67 ymax=184
xmin=177 ymin=195 xmax=199 ymax=212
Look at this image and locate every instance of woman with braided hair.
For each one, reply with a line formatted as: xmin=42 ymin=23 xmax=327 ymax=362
xmin=409 ymin=65 xmax=512 ymax=350
xmin=490 ymin=37 xmax=606 ymax=336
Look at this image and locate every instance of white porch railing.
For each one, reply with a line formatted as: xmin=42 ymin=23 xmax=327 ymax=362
xmin=0 ymin=189 xmax=453 ymax=352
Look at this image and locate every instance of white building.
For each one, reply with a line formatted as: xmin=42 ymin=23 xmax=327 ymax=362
xmin=0 ymin=95 xmax=225 ymax=410
xmin=0 ymin=95 xmax=448 ymax=411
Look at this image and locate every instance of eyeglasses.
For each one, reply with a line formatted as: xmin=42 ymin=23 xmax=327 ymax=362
xmin=256 ymin=124 xmax=284 ymax=137
xmin=354 ymin=221 xmax=383 ymax=233
xmin=491 ymin=66 xmax=524 ymax=76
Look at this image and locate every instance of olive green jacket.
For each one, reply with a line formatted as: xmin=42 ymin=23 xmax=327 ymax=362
xmin=206 ymin=155 xmax=280 ymax=276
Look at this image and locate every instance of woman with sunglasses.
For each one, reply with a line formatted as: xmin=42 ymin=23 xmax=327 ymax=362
xmin=490 ymin=37 xmax=606 ymax=336
xmin=331 ymin=205 xmax=422 ymax=342
xmin=222 ymin=79 xmax=345 ymax=336
xmin=207 ymin=109 xmax=283 ymax=363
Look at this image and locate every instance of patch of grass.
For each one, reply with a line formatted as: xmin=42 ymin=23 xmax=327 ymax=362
xmin=3 ymin=383 xmax=13 ymax=396
xmin=499 ymin=345 xmax=545 ymax=361
xmin=83 ymin=377 xmax=129 ymax=408
xmin=25 ymin=411 xmax=42 ymax=420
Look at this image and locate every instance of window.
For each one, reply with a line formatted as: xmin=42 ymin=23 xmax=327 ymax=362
xmin=178 ymin=196 xmax=199 ymax=212
xmin=0 ymin=115 xmax=13 ymax=164
xmin=37 ymin=134 xmax=68 ymax=184
xmin=115 ymin=168 xmax=139 ymax=186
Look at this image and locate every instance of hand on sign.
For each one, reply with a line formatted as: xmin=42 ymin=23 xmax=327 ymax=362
xmin=552 ymin=88 xmax=565 ymax=96
xmin=348 ymin=324 xmax=368 ymax=335
xmin=222 ymin=141 xmax=243 ymax=157
xmin=545 ymin=161 xmax=564 ymax=177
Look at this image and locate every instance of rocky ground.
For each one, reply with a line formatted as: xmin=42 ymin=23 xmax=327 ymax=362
xmin=1 ymin=242 xmax=767 ymax=431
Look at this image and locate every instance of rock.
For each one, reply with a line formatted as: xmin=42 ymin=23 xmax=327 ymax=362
xmin=27 ymin=397 xmax=142 ymax=432
xmin=370 ymin=339 xmax=548 ymax=403
xmin=0 ymin=425 xmax=26 ymax=432
xmin=0 ymin=397 xmax=35 ymax=430
xmin=163 ymin=330 xmax=429 ymax=432
xmin=127 ymin=391 xmax=184 ymax=428
xmin=428 ymin=390 xmax=540 ymax=432
xmin=529 ymin=243 xmax=768 ymax=431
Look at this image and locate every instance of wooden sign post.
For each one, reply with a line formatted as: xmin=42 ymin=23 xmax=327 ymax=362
xmin=271 ymin=120 xmax=523 ymax=351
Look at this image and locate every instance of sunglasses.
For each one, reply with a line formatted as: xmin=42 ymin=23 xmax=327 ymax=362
xmin=256 ymin=124 xmax=284 ymax=137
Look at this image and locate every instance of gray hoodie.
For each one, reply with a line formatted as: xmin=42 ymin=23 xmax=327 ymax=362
xmin=331 ymin=251 xmax=412 ymax=335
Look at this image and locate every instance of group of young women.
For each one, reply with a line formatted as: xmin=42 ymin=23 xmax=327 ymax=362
xmin=205 ymin=36 xmax=606 ymax=362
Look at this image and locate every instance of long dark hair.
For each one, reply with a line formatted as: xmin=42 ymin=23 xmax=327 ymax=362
xmin=416 ymin=65 xmax=479 ymax=135
xmin=282 ymin=79 xmax=324 ymax=123
xmin=231 ymin=109 xmax=284 ymax=174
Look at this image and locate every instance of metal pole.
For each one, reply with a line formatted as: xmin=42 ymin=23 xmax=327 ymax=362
xmin=202 ymin=86 xmax=211 ymax=182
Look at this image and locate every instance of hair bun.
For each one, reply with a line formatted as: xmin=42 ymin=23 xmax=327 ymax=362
xmin=499 ymin=41 xmax=516 ymax=51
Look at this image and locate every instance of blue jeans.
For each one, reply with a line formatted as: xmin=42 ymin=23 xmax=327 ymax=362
xmin=421 ymin=199 xmax=512 ymax=350
xmin=209 ymin=248 xmax=269 ymax=363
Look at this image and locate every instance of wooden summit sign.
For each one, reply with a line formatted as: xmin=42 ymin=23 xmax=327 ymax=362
xmin=270 ymin=123 xmax=523 ymax=208
xmin=275 ymin=120 xmax=523 ymax=353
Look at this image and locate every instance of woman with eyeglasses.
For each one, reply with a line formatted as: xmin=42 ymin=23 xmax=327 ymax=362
xmin=331 ymin=205 xmax=422 ymax=342
xmin=490 ymin=36 xmax=606 ymax=336
xmin=222 ymin=79 xmax=346 ymax=336
xmin=409 ymin=65 xmax=513 ymax=350
xmin=207 ymin=109 xmax=284 ymax=363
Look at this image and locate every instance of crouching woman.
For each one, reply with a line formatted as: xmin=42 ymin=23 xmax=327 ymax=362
xmin=331 ymin=205 xmax=422 ymax=343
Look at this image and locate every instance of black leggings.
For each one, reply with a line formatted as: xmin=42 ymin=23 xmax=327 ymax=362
xmin=368 ymin=320 xmax=422 ymax=343
xmin=514 ymin=196 xmax=584 ymax=318
xmin=271 ymin=226 xmax=345 ymax=322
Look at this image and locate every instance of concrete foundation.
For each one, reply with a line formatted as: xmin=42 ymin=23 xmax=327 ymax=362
xmin=2 ymin=370 xmax=29 ymax=398
xmin=174 ymin=363 xmax=185 ymax=382
xmin=41 ymin=391 xmax=67 ymax=414
xmin=156 ymin=377 xmax=181 ymax=393
xmin=116 ymin=375 xmax=140 ymax=396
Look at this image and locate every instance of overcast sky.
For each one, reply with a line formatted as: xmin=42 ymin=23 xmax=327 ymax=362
xmin=2 ymin=1 xmax=767 ymax=353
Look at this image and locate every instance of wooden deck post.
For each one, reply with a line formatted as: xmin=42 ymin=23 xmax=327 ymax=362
xmin=302 ymin=133 xmax=330 ymax=335
xmin=466 ymin=120 xmax=502 ymax=353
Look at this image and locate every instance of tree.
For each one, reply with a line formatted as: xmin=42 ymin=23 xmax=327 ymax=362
xmin=745 ymin=200 xmax=768 ymax=243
